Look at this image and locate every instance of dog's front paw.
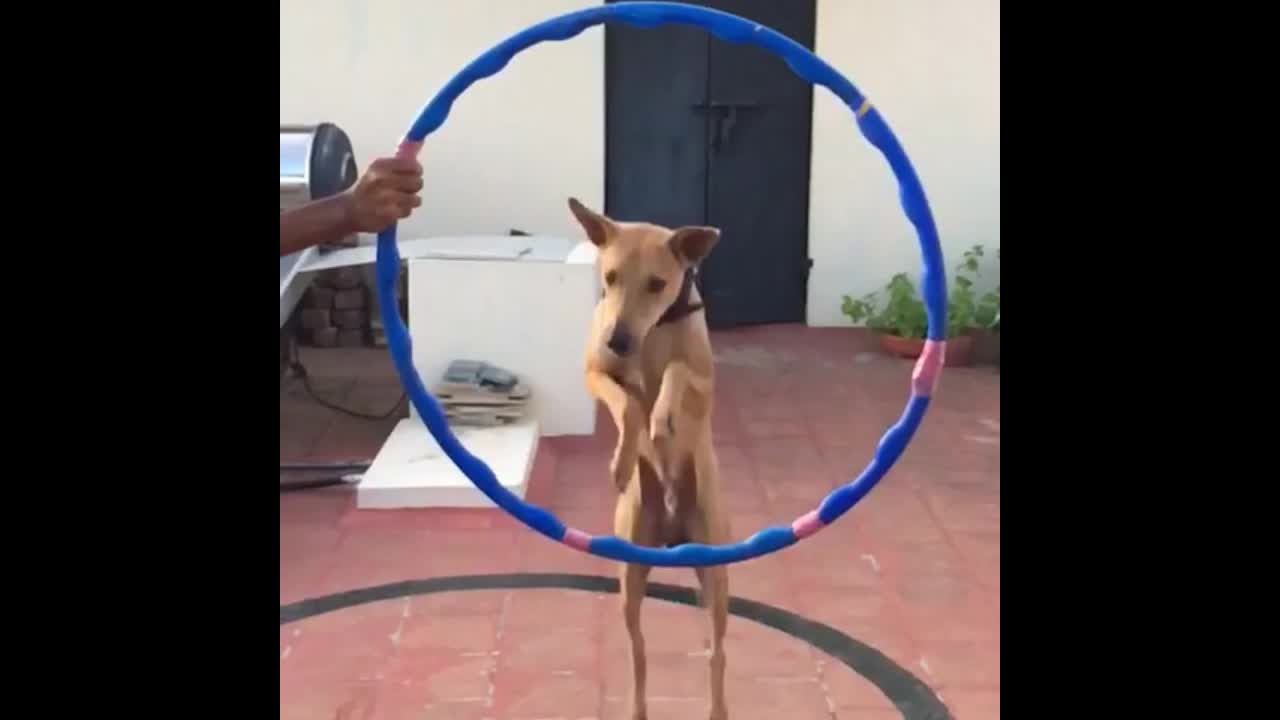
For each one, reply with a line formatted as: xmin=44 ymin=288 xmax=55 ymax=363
xmin=650 ymin=413 xmax=674 ymax=446
xmin=610 ymin=401 xmax=650 ymax=491
xmin=650 ymin=412 xmax=677 ymax=476
xmin=610 ymin=440 xmax=637 ymax=492
xmin=650 ymin=411 xmax=675 ymax=440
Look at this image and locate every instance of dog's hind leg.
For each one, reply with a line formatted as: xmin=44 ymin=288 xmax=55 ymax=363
xmin=620 ymin=561 xmax=653 ymax=720
xmin=688 ymin=495 xmax=730 ymax=720
xmin=695 ymin=563 xmax=729 ymax=720
xmin=614 ymin=461 xmax=664 ymax=720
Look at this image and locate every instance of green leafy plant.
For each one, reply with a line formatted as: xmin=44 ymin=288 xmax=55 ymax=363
xmin=841 ymin=245 xmax=999 ymax=338
xmin=973 ymin=247 xmax=999 ymax=332
xmin=841 ymin=272 xmax=929 ymax=338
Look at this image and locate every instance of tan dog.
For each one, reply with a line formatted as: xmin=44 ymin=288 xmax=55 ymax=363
xmin=569 ymin=198 xmax=731 ymax=720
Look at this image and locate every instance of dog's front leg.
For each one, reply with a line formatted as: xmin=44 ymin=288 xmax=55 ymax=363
xmin=649 ymin=362 xmax=711 ymax=480
xmin=585 ymin=369 xmax=656 ymax=492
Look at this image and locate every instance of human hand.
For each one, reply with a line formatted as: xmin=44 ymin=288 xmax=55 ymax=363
xmin=345 ymin=156 xmax=424 ymax=233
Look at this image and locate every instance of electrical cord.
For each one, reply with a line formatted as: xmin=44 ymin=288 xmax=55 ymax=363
xmin=279 ymin=464 xmax=370 ymax=494
xmin=287 ymin=360 xmax=406 ymax=420
xmin=280 ymin=476 xmax=356 ymax=493
xmin=280 ymin=340 xmax=400 ymax=491
xmin=280 ymin=462 xmax=372 ymax=472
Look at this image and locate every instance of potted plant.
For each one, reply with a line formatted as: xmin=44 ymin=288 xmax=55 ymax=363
xmin=840 ymin=245 xmax=995 ymax=366
xmin=968 ymin=247 xmax=1000 ymax=366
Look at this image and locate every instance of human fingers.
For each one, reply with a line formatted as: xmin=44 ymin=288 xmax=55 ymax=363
xmin=376 ymin=156 xmax=422 ymax=177
xmin=387 ymin=173 xmax=424 ymax=194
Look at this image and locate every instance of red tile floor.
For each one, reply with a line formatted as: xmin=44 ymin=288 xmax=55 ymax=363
xmin=281 ymin=325 xmax=999 ymax=720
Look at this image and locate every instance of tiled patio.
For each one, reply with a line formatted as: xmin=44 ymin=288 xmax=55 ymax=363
xmin=280 ymin=325 xmax=1000 ymax=720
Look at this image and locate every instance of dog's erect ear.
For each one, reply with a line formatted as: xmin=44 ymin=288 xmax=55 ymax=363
xmin=667 ymin=226 xmax=721 ymax=267
xmin=568 ymin=197 xmax=615 ymax=248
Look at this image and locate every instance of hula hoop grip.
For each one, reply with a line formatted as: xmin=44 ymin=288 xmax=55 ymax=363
xmin=562 ymin=527 xmax=592 ymax=551
xmin=911 ymin=340 xmax=945 ymax=397
xmin=791 ymin=510 xmax=825 ymax=540
xmin=395 ymin=140 xmax=424 ymax=160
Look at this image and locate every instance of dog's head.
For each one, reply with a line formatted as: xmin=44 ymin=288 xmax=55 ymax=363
xmin=569 ymin=197 xmax=720 ymax=359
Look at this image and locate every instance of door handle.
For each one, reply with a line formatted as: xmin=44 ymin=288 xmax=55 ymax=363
xmin=691 ymin=101 xmax=762 ymax=152
xmin=719 ymin=105 xmax=741 ymax=149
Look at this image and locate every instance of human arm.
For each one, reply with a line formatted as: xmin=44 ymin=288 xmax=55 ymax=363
xmin=279 ymin=156 xmax=424 ymax=257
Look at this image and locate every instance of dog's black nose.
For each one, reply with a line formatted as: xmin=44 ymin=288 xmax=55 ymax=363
xmin=606 ymin=327 xmax=632 ymax=356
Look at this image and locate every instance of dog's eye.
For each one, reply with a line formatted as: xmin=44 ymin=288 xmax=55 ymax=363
xmin=647 ymin=276 xmax=667 ymax=293
xmin=604 ymin=270 xmax=618 ymax=286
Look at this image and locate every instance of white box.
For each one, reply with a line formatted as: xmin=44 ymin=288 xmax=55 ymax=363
xmin=356 ymin=235 xmax=599 ymax=508
xmin=406 ymin=235 xmax=598 ymax=437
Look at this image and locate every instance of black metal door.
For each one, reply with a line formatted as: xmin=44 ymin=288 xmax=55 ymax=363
xmin=605 ymin=19 xmax=709 ymax=230
xmin=605 ymin=0 xmax=815 ymax=328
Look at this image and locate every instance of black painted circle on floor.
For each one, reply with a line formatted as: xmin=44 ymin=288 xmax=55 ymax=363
xmin=280 ymin=573 xmax=953 ymax=720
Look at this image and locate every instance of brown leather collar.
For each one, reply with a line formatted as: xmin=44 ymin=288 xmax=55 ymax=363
xmin=656 ymin=270 xmax=704 ymax=326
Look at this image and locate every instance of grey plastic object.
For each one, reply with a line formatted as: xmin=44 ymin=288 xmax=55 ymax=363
xmin=442 ymin=360 xmax=519 ymax=392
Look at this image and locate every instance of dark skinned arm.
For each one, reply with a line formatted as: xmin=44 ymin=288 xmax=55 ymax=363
xmin=279 ymin=155 xmax=425 ymax=257
xmin=279 ymin=193 xmax=358 ymax=257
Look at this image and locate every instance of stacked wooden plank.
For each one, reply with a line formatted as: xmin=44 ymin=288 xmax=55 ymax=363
xmin=433 ymin=360 xmax=530 ymax=427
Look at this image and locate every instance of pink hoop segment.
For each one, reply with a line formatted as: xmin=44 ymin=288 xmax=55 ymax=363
xmin=562 ymin=527 xmax=593 ymax=551
xmin=911 ymin=340 xmax=946 ymax=397
xmin=790 ymin=510 xmax=826 ymax=540
xmin=396 ymin=140 xmax=424 ymax=160
xmin=566 ymin=513 xmax=827 ymax=548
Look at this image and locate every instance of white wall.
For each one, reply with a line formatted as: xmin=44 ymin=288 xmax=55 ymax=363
xmin=281 ymin=0 xmax=998 ymax=328
xmin=807 ymin=0 xmax=1000 ymax=325
xmin=280 ymin=0 xmax=604 ymax=242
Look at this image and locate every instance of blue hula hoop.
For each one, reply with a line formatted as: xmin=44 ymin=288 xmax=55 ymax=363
xmin=375 ymin=2 xmax=947 ymax=568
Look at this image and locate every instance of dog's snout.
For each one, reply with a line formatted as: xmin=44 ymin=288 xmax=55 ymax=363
xmin=606 ymin=327 xmax=633 ymax=356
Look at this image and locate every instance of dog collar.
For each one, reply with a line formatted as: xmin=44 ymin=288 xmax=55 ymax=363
xmin=656 ymin=270 xmax=704 ymax=326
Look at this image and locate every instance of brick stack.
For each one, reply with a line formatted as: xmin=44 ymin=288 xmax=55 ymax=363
xmin=298 ymin=267 xmax=370 ymax=348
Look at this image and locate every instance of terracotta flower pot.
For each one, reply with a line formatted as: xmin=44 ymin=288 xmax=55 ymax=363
xmin=877 ymin=333 xmax=925 ymax=359
xmin=875 ymin=332 xmax=974 ymax=367
xmin=945 ymin=334 xmax=974 ymax=366
xmin=965 ymin=327 xmax=1001 ymax=366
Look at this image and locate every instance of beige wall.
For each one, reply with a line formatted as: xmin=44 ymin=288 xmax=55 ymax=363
xmin=807 ymin=0 xmax=1000 ymax=325
xmin=280 ymin=0 xmax=604 ymax=242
